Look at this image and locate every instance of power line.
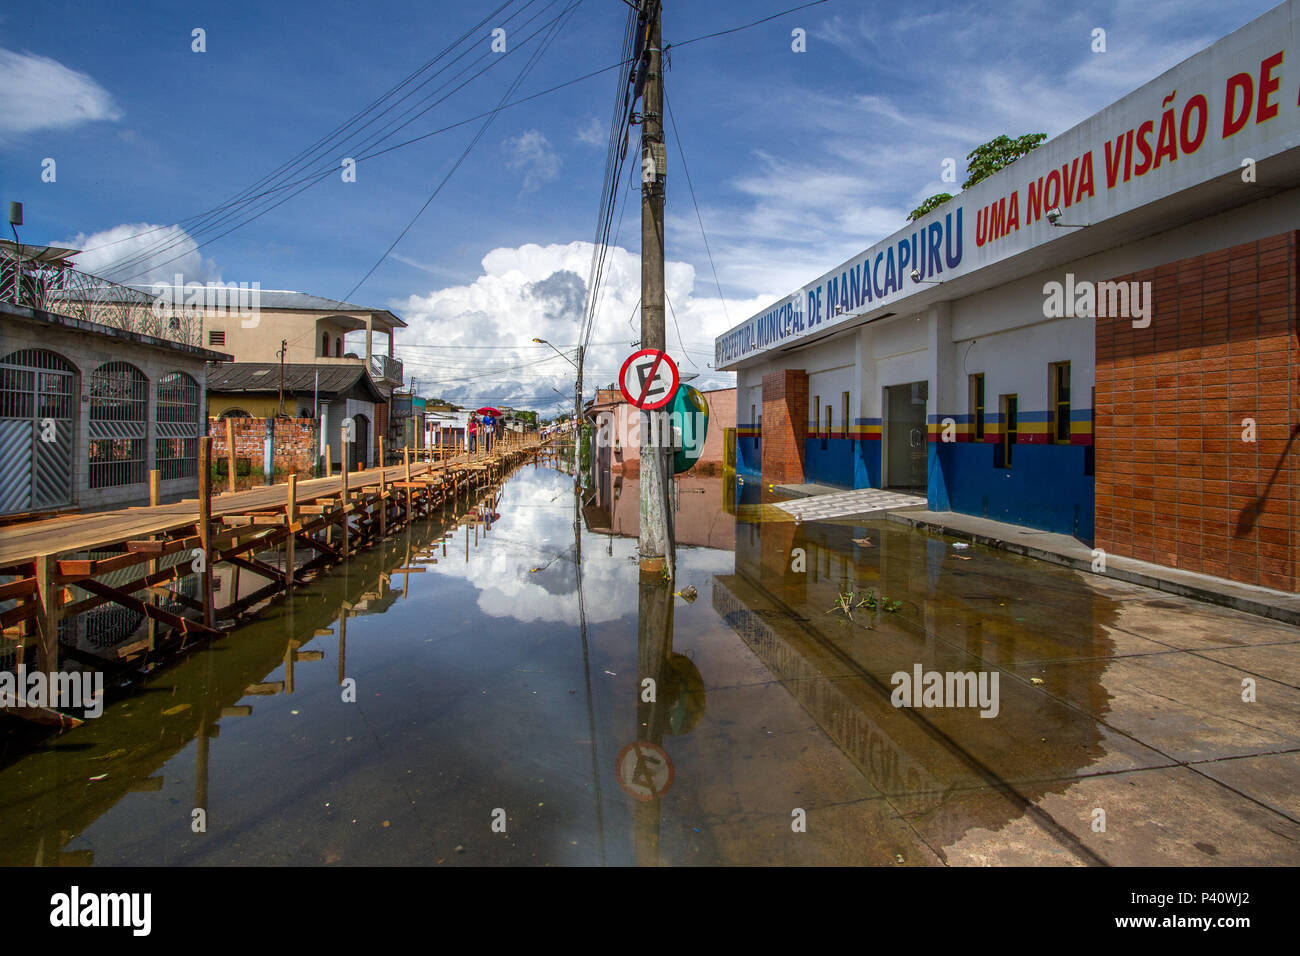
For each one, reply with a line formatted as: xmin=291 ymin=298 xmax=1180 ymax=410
xmin=664 ymin=291 xmax=696 ymax=368
xmin=110 ymin=0 xmax=586 ymax=284
xmin=340 ymin=0 xmax=583 ymax=300
xmin=663 ymin=87 xmax=730 ymax=326
xmin=97 ymin=0 xmax=534 ymax=277
xmin=668 ymin=0 xmax=830 ymax=50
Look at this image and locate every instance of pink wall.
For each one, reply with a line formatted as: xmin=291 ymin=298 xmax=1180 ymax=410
xmin=594 ymin=387 xmax=735 ymax=474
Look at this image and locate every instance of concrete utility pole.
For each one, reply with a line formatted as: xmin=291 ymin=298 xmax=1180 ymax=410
xmin=638 ymin=0 xmax=673 ymax=579
xmin=574 ymin=344 xmax=584 ymax=486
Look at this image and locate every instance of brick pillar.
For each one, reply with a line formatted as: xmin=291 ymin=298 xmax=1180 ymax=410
xmin=761 ymin=369 xmax=808 ymax=484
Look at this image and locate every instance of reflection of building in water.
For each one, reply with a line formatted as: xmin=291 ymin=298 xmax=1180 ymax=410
xmin=586 ymin=386 xmax=736 ymax=479
xmin=714 ymin=513 xmax=1116 ymax=830
xmin=0 ymin=480 xmax=500 ymax=866
xmin=583 ymin=475 xmax=734 ymax=551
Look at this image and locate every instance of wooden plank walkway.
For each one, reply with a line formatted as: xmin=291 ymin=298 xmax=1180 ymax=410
xmin=0 ymin=436 xmax=559 ymax=717
xmin=0 ymin=458 xmax=455 ymax=567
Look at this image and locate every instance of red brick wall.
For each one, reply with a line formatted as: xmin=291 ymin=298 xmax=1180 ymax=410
xmin=1095 ymin=230 xmax=1298 ymax=592
xmin=209 ymin=418 xmax=319 ymax=476
xmin=761 ymin=369 xmax=808 ymax=485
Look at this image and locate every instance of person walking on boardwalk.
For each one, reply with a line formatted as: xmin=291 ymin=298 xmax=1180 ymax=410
xmin=468 ymin=413 xmax=479 ymax=454
xmin=481 ymin=410 xmax=495 ymax=453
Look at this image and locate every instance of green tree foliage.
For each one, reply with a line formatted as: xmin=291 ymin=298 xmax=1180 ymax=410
xmin=906 ymin=192 xmax=954 ymax=222
xmin=962 ymin=132 xmax=1047 ymax=189
xmin=906 ymin=132 xmax=1047 ymax=222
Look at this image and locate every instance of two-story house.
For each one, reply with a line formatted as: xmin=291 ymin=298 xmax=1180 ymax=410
xmin=180 ymin=289 xmax=405 ymax=470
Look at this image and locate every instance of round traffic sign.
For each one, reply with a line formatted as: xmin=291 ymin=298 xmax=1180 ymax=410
xmin=618 ymin=348 xmax=680 ymax=411
xmin=615 ymin=741 xmax=674 ymax=801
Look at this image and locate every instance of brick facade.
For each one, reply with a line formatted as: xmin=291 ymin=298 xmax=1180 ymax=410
xmin=209 ymin=417 xmax=319 ymax=476
xmin=1095 ymin=231 xmax=1299 ymax=592
xmin=761 ymin=369 xmax=808 ymax=485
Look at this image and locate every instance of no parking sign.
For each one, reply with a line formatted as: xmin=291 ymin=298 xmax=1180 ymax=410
xmin=619 ymin=348 xmax=679 ymax=411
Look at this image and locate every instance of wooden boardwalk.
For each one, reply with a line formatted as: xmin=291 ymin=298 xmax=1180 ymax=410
xmin=0 ymin=435 xmax=555 ymax=724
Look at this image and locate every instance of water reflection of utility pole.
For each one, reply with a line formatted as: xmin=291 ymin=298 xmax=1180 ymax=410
xmin=337 ymin=608 xmax=348 ymax=687
xmin=195 ymin=624 xmax=217 ymax=832
xmin=574 ymin=475 xmax=606 ymax=865
xmin=632 ymin=580 xmax=674 ymax=866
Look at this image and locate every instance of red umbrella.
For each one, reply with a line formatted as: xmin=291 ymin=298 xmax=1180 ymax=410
xmin=476 ymin=406 xmax=502 ymax=416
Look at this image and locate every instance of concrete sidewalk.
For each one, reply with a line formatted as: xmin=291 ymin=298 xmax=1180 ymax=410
xmin=884 ymin=509 xmax=1300 ymax=626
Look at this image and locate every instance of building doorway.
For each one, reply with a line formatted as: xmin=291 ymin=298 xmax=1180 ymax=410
xmin=884 ymin=381 xmax=927 ymax=490
xmin=352 ymin=413 xmax=370 ymax=470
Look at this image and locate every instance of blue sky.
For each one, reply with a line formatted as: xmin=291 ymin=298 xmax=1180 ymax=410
xmin=0 ymin=0 xmax=1281 ymax=410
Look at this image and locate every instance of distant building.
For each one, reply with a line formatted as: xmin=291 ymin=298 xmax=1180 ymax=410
xmin=0 ymin=242 xmax=230 ymax=515
xmin=134 ymin=286 xmax=406 ymax=458
xmin=206 ymin=362 xmax=387 ymax=470
xmin=586 ymin=385 xmax=736 ymax=477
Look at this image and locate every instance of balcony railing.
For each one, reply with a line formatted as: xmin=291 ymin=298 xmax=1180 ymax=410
xmin=1 ymin=257 xmax=203 ymax=348
xmin=369 ymin=353 xmax=403 ymax=384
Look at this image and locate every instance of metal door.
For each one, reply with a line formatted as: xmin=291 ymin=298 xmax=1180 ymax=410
xmin=0 ymin=349 xmax=76 ymax=515
xmin=884 ymin=381 xmax=928 ymax=490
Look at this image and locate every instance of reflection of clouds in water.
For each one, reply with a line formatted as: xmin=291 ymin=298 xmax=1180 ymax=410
xmin=433 ymin=468 xmax=734 ymax=626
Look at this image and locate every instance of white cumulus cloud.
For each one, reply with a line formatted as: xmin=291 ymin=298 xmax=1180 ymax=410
xmin=391 ymin=241 xmax=770 ymax=413
xmin=0 ymin=49 xmax=122 ymax=136
xmin=58 ymin=223 xmax=222 ymax=285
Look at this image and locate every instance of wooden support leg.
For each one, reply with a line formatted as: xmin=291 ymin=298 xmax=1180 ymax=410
xmin=199 ymin=437 xmax=214 ymax=628
xmin=286 ymin=474 xmax=297 ymax=590
xmin=148 ymin=469 xmax=160 ymax=652
xmin=35 ymin=554 xmax=60 ymax=676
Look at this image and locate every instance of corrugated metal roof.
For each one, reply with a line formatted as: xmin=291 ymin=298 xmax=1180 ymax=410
xmin=206 ymin=362 xmax=386 ymax=402
xmin=121 ymin=286 xmax=406 ymax=327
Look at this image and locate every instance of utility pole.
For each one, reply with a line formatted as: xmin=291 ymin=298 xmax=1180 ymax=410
xmin=638 ymin=0 xmax=673 ymax=579
xmin=574 ymin=344 xmax=584 ymax=487
xmin=277 ymin=339 xmax=287 ymax=416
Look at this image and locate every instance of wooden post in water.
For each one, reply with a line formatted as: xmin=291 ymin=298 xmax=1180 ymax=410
xmin=225 ymin=418 xmax=236 ymax=494
xmin=34 ymin=554 xmax=60 ymax=676
xmin=148 ymin=469 xmax=161 ymax=651
xmin=404 ymin=447 xmax=413 ymax=519
xmin=286 ymin=474 xmax=298 ymax=590
xmin=340 ymin=425 xmax=350 ymax=557
xmin=199 ymin=436 xmax=214 ymax=627
xmin=378 ymin=437 xmax=387 ymax=538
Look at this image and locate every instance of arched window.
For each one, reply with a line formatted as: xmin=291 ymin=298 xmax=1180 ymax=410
xmin=156 ymin=371 xmax=199 ymax=480
xmin=335 ymin=337 xmax=343 ymax=358
xmin=219 ymin=407 xmax=250 ymax=419
xmin=88 ymin=362 xmax=148 ymax=488
xmin=322 ymin=332 xmax=330 ymax=356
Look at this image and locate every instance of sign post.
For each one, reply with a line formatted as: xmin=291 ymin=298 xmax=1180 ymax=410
xmin=620 ymin=348 xmax=679 ymax=578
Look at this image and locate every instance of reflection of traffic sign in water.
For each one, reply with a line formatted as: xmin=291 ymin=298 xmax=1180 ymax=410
xmin=615 ymin=741 xmax=674 ymax=801
xmin=619 ymin=349 xmax=679 ymax=411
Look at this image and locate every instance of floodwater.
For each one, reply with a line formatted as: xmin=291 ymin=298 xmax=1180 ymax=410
xmin=2 ymin=459 xmax=1298 ymax=866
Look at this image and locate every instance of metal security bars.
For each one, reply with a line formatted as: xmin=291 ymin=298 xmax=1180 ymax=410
xmin=155 ymin=371 xmax=200 ymax=480
xmin=88 ymin=362 xmax=148 ymax=489
xmin=0 ymin=349 xmax=76 ymax=514
xmin=0 ymin=252 xmax=202 ymax=348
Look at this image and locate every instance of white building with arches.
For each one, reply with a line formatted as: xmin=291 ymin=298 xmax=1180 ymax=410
xmin=0 ymin=259 xmax=230 ymax=516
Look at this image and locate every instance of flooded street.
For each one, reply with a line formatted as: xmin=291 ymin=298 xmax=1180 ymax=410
xmin=2 ymin=459 xmax=1298 ymax=866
